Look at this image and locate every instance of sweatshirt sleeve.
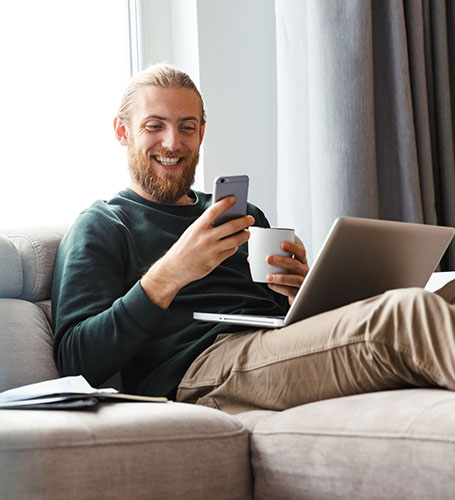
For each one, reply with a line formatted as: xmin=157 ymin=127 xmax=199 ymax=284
xmin=52 ymin=210 xmax=168 ymax=387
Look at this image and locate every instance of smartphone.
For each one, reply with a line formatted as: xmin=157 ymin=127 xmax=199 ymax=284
xmin=212 ymin=175 xmax=249 ymax=227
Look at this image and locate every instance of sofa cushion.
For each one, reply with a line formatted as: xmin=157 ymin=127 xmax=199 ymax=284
xmin=0 ymin=234 xmax=23 ymax=298
xmin=0 ymin=299 xmax=59 ymax=392
xmin=0 ymin=401 xmax=253 ymax=500
xmin=241 ymin=389 xmax=455 ymax=500
xmin=35 ymin=299 xmax=53 ymax=326
xmin=3 ymin=227 xmax=66 ymax=302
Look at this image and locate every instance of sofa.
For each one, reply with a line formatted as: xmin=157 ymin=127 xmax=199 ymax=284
xmin=1 ymin=227 xmax=455 ymax=500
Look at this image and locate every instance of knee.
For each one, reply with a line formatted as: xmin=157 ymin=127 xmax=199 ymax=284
xmin=384 ymin=287 xmax=433 ymax=305
xmin=381 ymin=287 xmax=442 ymax=320
xmin=365 ymin=287 xmax=437 ymax=344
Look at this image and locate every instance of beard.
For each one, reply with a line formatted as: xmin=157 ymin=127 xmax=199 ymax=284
xmin=128 ymin=144 xmax=199 ymax=204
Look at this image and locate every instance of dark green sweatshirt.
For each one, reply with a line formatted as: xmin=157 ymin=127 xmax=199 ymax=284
xmin=52 ymin=188 xmax=288 ymax=399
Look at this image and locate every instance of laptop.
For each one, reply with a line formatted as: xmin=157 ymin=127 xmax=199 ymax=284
xmin=193 ymin=216 xmax=455 ymax=329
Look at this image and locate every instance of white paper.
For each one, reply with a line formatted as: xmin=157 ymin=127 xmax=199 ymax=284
xmin=425 ymin=272 xmax=455 ymax=292
xmin=0 ymin=375 xmax=118 ymax=401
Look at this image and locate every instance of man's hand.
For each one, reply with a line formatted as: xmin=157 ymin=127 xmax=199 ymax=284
xmin=265 ymin=237 xmax=309 ymax=305
xmin=141 ymin=197 xmax=254 ymax=309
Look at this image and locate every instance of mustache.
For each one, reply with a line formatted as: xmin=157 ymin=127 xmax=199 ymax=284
xmin=148 ymin=150 xmax=188 ymax=158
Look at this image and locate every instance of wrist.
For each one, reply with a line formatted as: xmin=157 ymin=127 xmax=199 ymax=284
xmin=140 ymin=257 xmax=185 ymax=310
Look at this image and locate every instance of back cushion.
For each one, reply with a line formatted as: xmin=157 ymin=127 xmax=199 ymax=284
xmin=0 ymin=234 xmax=23 ymax=298
xmin=0 ymin=228 xmax=66 ymax=390
xmin=2 ymin=228 xmax=67 ymax=302
xmin=0 ymin=299 xmax=59 ymax=391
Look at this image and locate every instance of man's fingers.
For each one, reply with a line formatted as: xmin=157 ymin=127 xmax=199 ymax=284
xmin=266 ymin=272 xmax=305 ymax=288
xmin=266 ymin=254 xmax=309 ymax=276
xmin=199 ymin=197 xmax=236 ymax=227
xmin=199 ymin=197 xmax=255 ymax=234
xmin=216 ymin=228 xmax=251 ymax=253
xmin=267 ymin=283 xmax=299 ymax=303
xmin=215 ymin=215 xmax=255 ymax=239
xmin=281 ymin=239 xmax=307 ymax=264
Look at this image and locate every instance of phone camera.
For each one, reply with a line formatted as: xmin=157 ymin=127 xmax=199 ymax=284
xmin=220 ymin=178 xmax=225 ymax=183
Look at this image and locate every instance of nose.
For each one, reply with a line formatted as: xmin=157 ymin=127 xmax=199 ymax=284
xmin=161 ymin=127 xmax=181 ymax=151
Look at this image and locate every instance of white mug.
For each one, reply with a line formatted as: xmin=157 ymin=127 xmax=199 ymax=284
xmin=248 ymin=227 xmax=295 ymax=282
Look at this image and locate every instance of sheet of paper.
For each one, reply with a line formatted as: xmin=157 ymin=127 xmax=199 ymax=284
xmin=425 ymin=272 xmax=455 ymax=292
xmin=0 ymin=375 xmax=118 ymax=400
xmin=0 ymin=395 xmax=97 ymax=408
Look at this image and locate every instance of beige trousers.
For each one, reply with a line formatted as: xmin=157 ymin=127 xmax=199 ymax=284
xmin=177 ymin=282 xmax=455 ymax=414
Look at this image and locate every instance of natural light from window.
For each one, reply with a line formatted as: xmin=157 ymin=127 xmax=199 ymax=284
xmin=0 ymin=0 xmax=131 ymax=228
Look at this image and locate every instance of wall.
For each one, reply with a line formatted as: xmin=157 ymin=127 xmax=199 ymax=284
xmin=196 ymin=0 xmax=278 ymax=224
xmin=135 ymin=0 xmax=278 ymax=224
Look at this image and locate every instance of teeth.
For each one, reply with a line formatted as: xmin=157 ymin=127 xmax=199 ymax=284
xmin=155 ymin=156 xmax=179 ymax=166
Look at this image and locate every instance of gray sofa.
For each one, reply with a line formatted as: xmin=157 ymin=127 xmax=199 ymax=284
xmin=1 ymin=227 xmax=455 ymax=500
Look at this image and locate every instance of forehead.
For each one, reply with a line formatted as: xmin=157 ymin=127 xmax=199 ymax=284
xmin=131 ymin=86 xmax=202 ymax=123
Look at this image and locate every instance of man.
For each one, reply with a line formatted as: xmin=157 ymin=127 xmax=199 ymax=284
xmin=52 ymin=63 xmax=455 ymax=414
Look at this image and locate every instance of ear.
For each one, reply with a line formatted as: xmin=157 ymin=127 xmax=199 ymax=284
xmin=199 ymin=123 xmax=206 ymax=145
xmin=114 ymin=116 xmax=129 ymax=146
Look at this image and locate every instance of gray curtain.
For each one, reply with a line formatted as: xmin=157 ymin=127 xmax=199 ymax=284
xmin=276 ymin=0 xmax=455 ymax=269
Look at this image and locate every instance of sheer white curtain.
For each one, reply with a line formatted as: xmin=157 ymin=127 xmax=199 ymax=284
xmin=275 ymin=0 xmax=379 ymax=263
xmin=275 ymin=0 xmax=314 ymax=260
xmin=275 ymin=0 xmax=379 ymax=264
xmin=1 ymin=0 xmax=131 ymax=228
xmin=275 ymin=0 xmax=455 ymax=269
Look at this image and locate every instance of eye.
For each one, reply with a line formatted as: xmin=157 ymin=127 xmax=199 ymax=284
xmin=145 ymin=122 xmax=163 ymax=131
xmin=180 ymin=123 xmax=197 ymax=133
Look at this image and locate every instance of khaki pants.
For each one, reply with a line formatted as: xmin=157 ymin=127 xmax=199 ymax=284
xmin=177 ymin=282 xmax=455 ymax=414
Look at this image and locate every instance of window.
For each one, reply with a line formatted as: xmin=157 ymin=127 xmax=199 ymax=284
xmin=0 ymin=0 xmax=131 ymax=227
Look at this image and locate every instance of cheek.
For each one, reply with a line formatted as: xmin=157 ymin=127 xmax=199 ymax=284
xmin=184 ymin=138 xmax=201 ymax=154
xmin=133 ymin=131 xmax=157 ymax=153
xmin=141 ymin=142 xmax=158 ymax=158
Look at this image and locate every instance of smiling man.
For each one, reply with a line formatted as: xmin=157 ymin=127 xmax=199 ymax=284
xmin=115 ymin=82 xmax=204 ymax=205
xmin=52 ymin=63 xmax=455 ymax=413
xmin=52 ymin=64 xmax=302 ymax=408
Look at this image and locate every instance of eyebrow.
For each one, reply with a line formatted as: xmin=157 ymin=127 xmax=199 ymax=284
xmin=143 ymin=115 xmax=199 ymax=122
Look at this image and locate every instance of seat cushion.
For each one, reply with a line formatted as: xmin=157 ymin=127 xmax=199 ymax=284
xmin=239 ymin=389 xmax=455 ymax=500
xmin=0 ymin=402 xmax=252 ymax=500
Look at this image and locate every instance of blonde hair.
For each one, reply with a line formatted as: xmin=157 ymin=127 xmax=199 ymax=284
xmin=117 ymin=63 xmax=206 ymax=126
